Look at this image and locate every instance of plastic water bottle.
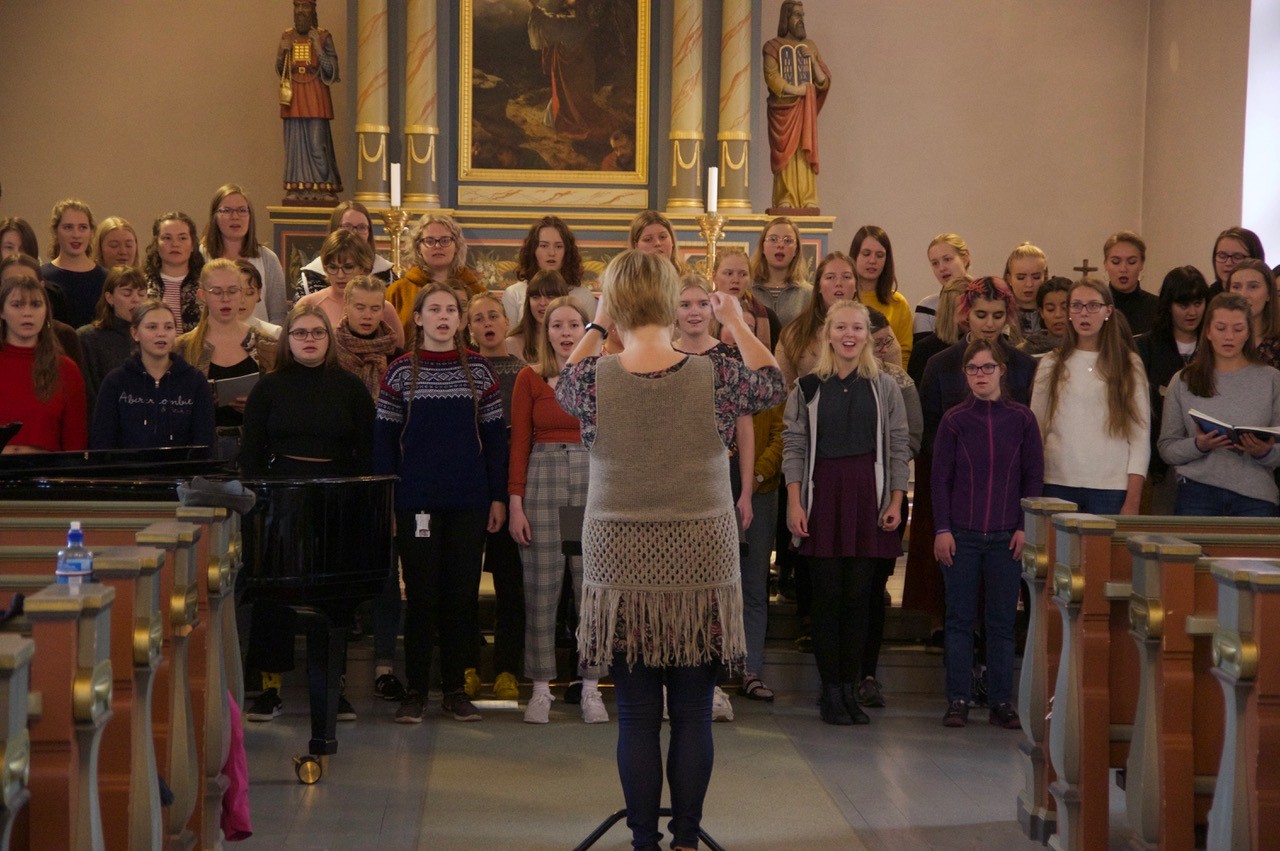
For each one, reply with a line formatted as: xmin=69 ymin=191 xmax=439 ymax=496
xmin=56 ymin=521 xmax=93 ymax=588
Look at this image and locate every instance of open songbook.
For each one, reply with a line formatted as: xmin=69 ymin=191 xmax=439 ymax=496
xmin=1188 ymin=409 xmax=1280 ymax=443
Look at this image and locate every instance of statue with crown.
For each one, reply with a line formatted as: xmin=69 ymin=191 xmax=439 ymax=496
xmin=277 ymin=0 xmax=343 ymax=205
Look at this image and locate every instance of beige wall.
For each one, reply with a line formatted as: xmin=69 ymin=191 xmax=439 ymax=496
xmin=0 ymin=0 xmax=1251 ymax=303
xmin=773 ymin=0 xmax=1151 ymax=307
xmin=0 ymin=0 xmax=352 ymax=256
xmin=1142 ymin=0 xmax=1251 ymax=284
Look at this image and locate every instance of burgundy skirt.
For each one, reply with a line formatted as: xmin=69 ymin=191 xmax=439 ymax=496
xmin=796 ymin=453 xmax=903 ymax=560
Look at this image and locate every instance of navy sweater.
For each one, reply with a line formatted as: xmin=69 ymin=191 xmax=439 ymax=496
xmin=374 ymin=349 xmax=509 ymax=513
xmin=90 ymin=353 xmax=216 ymax=450
xmin=931 ymin=396 xmax=1044 ymax=533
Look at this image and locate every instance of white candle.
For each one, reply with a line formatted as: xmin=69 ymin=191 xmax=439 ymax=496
xmin=706 ymin=167 xmax=718 ymax=213
xmin=390 ymin=162 xmax=402 ymax=208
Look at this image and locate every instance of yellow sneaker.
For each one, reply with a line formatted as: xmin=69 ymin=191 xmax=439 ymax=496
xmin=493 ymin=671 xmax=519 ymax=700
xmin=463 ymin=667 xmax=481 ymax=698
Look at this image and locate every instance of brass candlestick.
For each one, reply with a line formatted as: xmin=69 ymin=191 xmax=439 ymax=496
xmin=381 ymin=207 xmax=411 ymax=279
xmin=695 ymin=212 xmax=726 ymax=278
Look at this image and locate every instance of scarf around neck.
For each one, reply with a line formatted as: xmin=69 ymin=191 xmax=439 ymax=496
xmin=336 ymin=317 xmax=398 ymax=397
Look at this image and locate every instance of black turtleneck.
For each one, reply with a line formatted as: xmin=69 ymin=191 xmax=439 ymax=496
xmin=239 ymin=361 xmax=374 ymax=477
xmin=1110 ymin=284 xmax=1158 ymax=336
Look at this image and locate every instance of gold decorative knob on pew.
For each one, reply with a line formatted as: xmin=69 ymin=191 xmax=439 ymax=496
xmin=73 ymin=658 xmax=113 ymax=723
xmin=133 ymin=616 xmax=164 ymax=667
xmin=0 ymin=728 xmax=30 ymax=808
xmin=1128 ymin=596 xmax=1164 ymax=639
xmin=1211 ymin=629 xmax=1258 ymax=680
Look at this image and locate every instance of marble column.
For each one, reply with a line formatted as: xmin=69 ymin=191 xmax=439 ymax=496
xmin=404 ymin=0 xmax=441 ymax=207
xmin=717 ymin=0 xmax=752 ymax=211
xmin=354 ymin=0 xmax=390 ymax=204
xmin=665 ymin=0 xmax=704 ymax=211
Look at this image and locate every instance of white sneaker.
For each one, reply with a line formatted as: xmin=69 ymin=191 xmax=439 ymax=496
xmin=712 ymin=686 xmax=734 ymax=722
xmin=524 ymin=691 xmax=553 ymax=724
xmin=581 ymin=687 xmax=609 ymax=723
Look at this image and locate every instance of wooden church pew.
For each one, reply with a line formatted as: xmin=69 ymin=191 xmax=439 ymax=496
xmin=1017 ymin=496 xmax=1077 ymax=843
xmin=0 ymin=581 xmax=115 ymax=851
xmin=0 ymin=633 xmax=36 ymax=851
xmin=1047 ymin=515 xmax=1280 ymax=850
xmin=0 ymin=523 xmax=205 ymax=851
xmin=1204 ymin=558 xmax=1280 ymax=849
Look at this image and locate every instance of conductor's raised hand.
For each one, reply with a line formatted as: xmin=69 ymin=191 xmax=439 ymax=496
xmin=710 ymin=291 xmax=745 ymax=329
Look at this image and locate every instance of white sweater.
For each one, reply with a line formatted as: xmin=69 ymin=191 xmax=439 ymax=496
xmin=1030 ymin=349 xmax=1150 ymax=490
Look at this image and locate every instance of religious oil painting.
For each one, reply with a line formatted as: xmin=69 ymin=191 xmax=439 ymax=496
xmin=459 ymin=0 xmax=650 ymax=184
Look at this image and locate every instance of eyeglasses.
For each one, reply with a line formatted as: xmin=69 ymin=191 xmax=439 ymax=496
xmin=341 ymin=223 xmax=371 ymax=235
xmin=963 ymin=363 xmax=999 ymax=375
xmin=764 ymin=236 xmax=796 ymax=246
xmin=216 ymin=207 xmax=251 ymax=218
xmin=288 ymin=328 xmax=328 ymax=341
xmin=1068 ymin=301 xmax=1107 ymax=315
xmin=204 ymin=287 xmax=243 ymax=299
xmin=418 ymin=236 xmax=455 ymax=249
xmin=872 ymin=336 xmax=895 ymax=351
xmin=1215 ymin=251 xmax=1248 ymax=263
xmin=324 ymin=262 xmax=359 ymax=275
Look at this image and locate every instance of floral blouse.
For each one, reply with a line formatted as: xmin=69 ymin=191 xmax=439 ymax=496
xmin=557 ymin=351 xmax=786 ymax=449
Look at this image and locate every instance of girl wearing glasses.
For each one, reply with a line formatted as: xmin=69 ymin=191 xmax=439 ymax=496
xmin=177 ymin=259 xmax=278 ymax=455
xmin=849 ymin=225 xmax=913 ymax=365
xmin=298 ymin=201 xmax=395 ymax=296
xmin=932 ymin=339 xmax=1043 ymax=728
xmin=295 ymin=230 xmax=405 ymax=348
xmin=200 ymin=184 xmax=287 ymax=325
xmin=1031 ymin=278 xmax=1149 ymax=514
xmin=1225 ymin=259 xmax=1280 ymax=369
xmin=1158 ymin=293 xmax=1280 ymax=517
xmin=783 ymin=299 xmax=909 ymax=725
xmin=240 ymin=303 xmax=375 ymax=723
xmin=750 ymin=216 xmax=809 ymax=330
xmin=388 ymin=213 xmax=483 ymax=341
xmin=1208 ymin=227 xmax=1266 ymax=298
xmin=144 ymin=212 xmax=205 ymax=333
xmin=90 ymin=301 xmax=215 ymax=451
xmin=502 ymin=216 xmax=597 ymax=326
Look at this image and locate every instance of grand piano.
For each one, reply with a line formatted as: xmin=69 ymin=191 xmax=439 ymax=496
xmin=0 ymin=446 xmax=396 ymax=782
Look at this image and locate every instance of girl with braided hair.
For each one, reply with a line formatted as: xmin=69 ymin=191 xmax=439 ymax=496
xmin=373 ymin=282 xmax=509 ymax=723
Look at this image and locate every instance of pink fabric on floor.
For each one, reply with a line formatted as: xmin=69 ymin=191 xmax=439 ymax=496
xmin=222 ymin=692 xmax=253 ymax=841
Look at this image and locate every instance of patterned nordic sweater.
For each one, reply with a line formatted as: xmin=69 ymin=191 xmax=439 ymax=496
xmin=374 ymin=348 xmax=509 ymax=513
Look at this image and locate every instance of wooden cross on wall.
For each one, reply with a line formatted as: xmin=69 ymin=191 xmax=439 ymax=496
xmin=1074 ymin=258 xmax=1098 ymax=278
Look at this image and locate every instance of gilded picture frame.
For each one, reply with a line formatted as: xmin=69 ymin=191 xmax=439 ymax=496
xmin=458 ymin=0 xmax=650 ymax=186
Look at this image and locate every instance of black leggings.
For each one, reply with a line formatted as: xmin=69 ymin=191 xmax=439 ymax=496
xmin=808 ymin=557 xmax=876 ymax=685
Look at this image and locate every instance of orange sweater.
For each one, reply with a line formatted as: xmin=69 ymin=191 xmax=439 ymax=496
xmin=508 ymin=366 xmax=582 ymax=497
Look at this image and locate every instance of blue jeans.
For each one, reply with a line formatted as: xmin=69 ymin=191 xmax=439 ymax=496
xmin=1043 ymin=483 xmax=1127 ymax=515
xmin=1174 ymin=477 xmax=1277 ymax=517
xmin=941 ymin=529 xmax=1022 ymax=705
xmin=610 ymin=657 xmax=719 ymax=850
xmin=743 ymin=489 xmax=778 ymax=674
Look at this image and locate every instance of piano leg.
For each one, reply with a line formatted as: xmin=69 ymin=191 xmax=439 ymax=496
xmin=299 ymin=609 xmax=345 ymax=760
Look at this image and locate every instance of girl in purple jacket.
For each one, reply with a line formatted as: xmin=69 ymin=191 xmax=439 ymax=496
xmin=932 ymin=339 xmax=1044 ymax=729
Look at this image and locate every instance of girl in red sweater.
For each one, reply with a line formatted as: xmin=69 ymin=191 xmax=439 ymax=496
xmin=0 ymin=274 xmax=87 ymax=452
xmin=508 ymin=296 xmax=607 ymax=724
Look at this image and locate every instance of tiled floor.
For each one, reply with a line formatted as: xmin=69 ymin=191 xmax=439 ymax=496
xmin=234 ymin=659 xmax=1044 ymax=850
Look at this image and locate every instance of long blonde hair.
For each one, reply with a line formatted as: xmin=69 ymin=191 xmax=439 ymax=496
xmin=403 ymin=213 xmax=468 ymax=276
xmin=934 ymin=278 xmax=970 ymax=344
xmin=812 ymin=300 xmax=880 ymax=380
xmin=534 ymin=296 xmax=589 ymax=378
xmin=750 ymin=216 xmax=806 ymax=287
xmin=178 ymin=258 xmax=242 ymax=363
xmin=90 ymin=216 xmax=140 ymax=268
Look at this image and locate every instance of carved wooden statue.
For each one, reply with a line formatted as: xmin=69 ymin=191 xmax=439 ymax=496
xmin=277 ymin=0 xmax=343 ymax=204
xmin=763 ymin=1 xmax=830 ymax=215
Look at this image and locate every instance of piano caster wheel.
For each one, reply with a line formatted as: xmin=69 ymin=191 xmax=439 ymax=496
xmin=294 ymin=755 xmax=324 ymax=785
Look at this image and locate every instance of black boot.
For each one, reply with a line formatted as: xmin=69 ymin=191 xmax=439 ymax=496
xmin=819 ymin=684 xmax=854 ymax=725
xmin=840 ymin=683 xmax=870 ymax=725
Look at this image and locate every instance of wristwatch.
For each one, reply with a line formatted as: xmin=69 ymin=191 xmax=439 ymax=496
xmin=584 ymin=322 xmax=609 ymax=340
